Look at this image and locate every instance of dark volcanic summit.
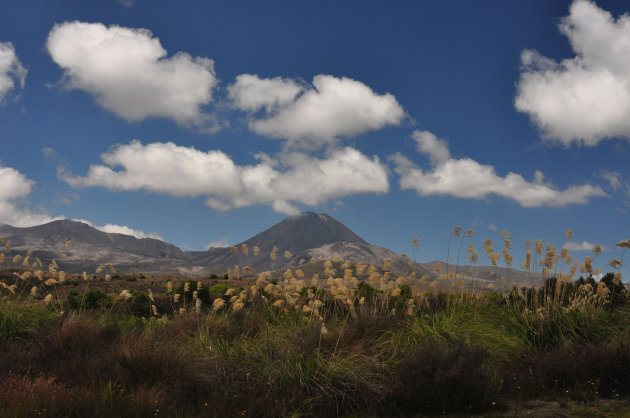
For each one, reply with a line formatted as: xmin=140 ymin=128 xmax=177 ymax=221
xmin=242 ymin=211 xmax=369 ymax=255
xmin=189 ymin=212 xmax=369 ymax=271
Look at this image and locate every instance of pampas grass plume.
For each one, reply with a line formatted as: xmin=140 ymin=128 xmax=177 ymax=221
xmin=213 ymin=298 xmax=225 ymax=311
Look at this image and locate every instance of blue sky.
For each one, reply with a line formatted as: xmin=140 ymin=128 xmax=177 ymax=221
xmin=0 ymin=0 xmax=629 ymax=273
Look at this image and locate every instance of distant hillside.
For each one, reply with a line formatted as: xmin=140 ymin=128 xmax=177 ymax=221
xmin=0 ymin=220 xmax=187 ymax=259
xmin=0 ymin=220 xmax=194 ymax=275
xmin=0 ymin=215 xmax=542 ymax=287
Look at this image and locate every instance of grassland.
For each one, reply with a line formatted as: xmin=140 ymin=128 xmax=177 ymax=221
xmin=0 ymin=235 xmax=629 ymax=417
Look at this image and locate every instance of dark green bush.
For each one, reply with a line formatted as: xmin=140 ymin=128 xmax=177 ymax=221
xmin=392 ymin=340 xmax=498 ymax=414
xmin=354 ymin=282 xmax=379 ymax=302
xmin=389 ymin=284 xmax=412 ymax=310
xmin=174 ymin=281 xmax=212 ymax=304
xmin=601 ymin=272 xmax=626 ymax=309
xmin=127 ymin=291 xmax=152 ymax=317
xmin=65 ymin=290 xmax=109 ymax=311
xmin=208 ymin=283 xmax=228 ymax=299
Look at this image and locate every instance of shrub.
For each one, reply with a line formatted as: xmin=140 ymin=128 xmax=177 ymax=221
xmin=601 ymin=272 xmax=627 ymax=309
xmin=208 ymin=283 xmax=228 ymax=299
xmin=354 ymin=282 xmax=379 ymax=302
xmin=392 ymin=340 xmax=498 ymax=414
xmin=127 ymin=291 xmax=152 ymax=317
xmin=66 ymin=290 xmax=110 ymax=311
xmin=174 ymin=282 xmax=213 ymax=304
xmin=0 ymin=301 xmax=59 ymax=340
xmin=389 ymin=284 xmax=412 ymax=310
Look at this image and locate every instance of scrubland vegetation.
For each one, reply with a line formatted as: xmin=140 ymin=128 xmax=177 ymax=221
xmin=0 ymin=232 xmax=629 ymax=417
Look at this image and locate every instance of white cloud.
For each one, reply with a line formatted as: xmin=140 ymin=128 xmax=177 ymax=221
xmin=72 ymin=218 xmax=163 ymax=240
xmin=229 ymin=74 xmax=404 ymax=148
xmin=204 ymin=239 xmax=229 ymax=249
xmin=0 ymin=166 xmax=32 ymax=202
xmin=96 ymin=223 xmax=163 ymax=240
xmin=0 ymin=164 xmax=163 ymax=239
xmin=228 ymin=74 xmax=303 ymax=112
xmin=563 ymin=241 xmax=606 ymax=251
xmin=0 ymin=42 xmax=27 ymax=103
xmin=599 ymin=170 xmax=623 ymax=192
xmin=61 ymin=140 xmax=389 ymax=215
xmin=0 ymin=165 xmax=63 ymax=227
xmin=515 ymin=0 xmax=630 ymax=146
xmin=54 ymin=191 xmax=79 ymax=205
xmin=393 ymin=130 xmax=606 ymax=207
xmin=412 ymin=130 xmax=450 ymax=166
xmin=47 ymin=21 xmax=217 ymax=129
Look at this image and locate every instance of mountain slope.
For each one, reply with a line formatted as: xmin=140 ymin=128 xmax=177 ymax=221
xmin=0 ymin=220 xmax=187 ymax=259
xmin=242 ymin=211 xmax=368 ymax=254
xmin=0 ymin=220 xmax=193 ymax=274
xmin=0 ymin=215 xmax=540 ymax=287
xmin=189 ymin=212 xmax=369 ymax=271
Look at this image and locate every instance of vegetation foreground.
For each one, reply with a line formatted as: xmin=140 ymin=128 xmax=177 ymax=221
xmin=1 ymin=234 xmax=630 ymax=417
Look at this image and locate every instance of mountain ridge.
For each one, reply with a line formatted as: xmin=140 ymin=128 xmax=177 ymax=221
xmin=0 ymin=214 xmax=535 ymax=287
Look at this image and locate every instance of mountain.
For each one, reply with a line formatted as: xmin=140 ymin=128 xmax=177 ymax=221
xmin=189 ymin=211 xmax=370 ymax=271
xmin=0 ymin=220 xmax=187 ymax=259
xmin=0 ymin=214 xmax=538 ymax=288
xmin=242 ymin=211 xmax=369 ymax=253
xmin=0 ymin=213 xmax=374 ymax=275
xmin=0 ymin=220 xmax=195 ymax=275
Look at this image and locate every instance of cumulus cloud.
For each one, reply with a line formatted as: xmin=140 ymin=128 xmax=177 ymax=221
xmin=515 ymin=0 xmax=630 ymax=146
xmin=95 ymin=223 xmax=162 ymax=240
xmin=392 ymin=130 xmax=606 ymax=207
xmin=204 ymin=239 xmax=229 ymax=249
xmin=0 ymin=42 xmax=27 ymax=103
xmin=412 ymin=130 xmax=450 ymax=166
xmin=228 ymin=74 xmax=303 ymax=112
xmin=229 ymin=74 xmax=404 ymax=148
xmin=47 ymin=21 xmax=217 ymax=129
xmin=0 ymin=165 xmax=63 ymax=227
xmin=563 ymin=241 xmax=605 ymax=251
xmin=0 ymin=163 xmax=161 ymax=239
xmin=61 ymin=140 xmax=389 ymax=215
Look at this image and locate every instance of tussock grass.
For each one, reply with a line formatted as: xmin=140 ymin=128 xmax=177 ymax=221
xmin=0 ymin=230 xmax=629 ymax=415
xmin=0 ymin=299 xmax=59 ymax=339
xmin=0 ymin=283 xmax=628 ymax=416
